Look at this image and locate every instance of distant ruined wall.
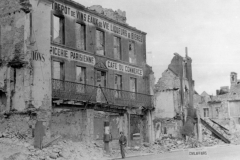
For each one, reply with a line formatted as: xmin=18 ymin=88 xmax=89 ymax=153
xmin=155 ymin=69 xmax=180 ymax=92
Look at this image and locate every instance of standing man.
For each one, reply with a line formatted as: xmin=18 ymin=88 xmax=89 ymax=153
xmin=119 ymin=132 xmax=127 ymax=159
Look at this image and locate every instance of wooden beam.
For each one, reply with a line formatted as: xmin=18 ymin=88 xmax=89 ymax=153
xmin=200 ymin=118 xmax=230 ymax=144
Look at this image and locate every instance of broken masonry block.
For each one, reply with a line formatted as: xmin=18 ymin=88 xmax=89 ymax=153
xmin=19 ymin=0 xmax=32 ymax=13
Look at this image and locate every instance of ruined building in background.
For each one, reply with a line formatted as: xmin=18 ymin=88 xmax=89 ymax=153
xmin=154 ymin=51 xmax=195 ymax=139
xmin=195 ymin=72 xmax=240 ymax=133
xmin=0 ymin=0 xmax=154 ymax=148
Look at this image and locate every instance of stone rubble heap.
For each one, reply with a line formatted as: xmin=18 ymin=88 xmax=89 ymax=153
xmin=201 ymin=119 xmax=240 ymax=146
xmin=140 ymin=138 xmax=200 ymax=154
xmin=1 ymin=135 xmax=108 ymax=160
xmin=139 ymin=121 xmax=240 ymax=154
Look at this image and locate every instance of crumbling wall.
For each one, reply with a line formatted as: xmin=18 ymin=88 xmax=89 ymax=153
xmin=51 ymin=109 xmax=95 ymax=142
xmin=51 ymin=110 xmax=85 ymax=140
xmin=153 ymin=118 xmax=182 ymax=139
xmin=88 ymin=5 xmax=127 ymax=24
xmin=155 ymin=90 xmax=177 ymax=118
xmin=0 ymin=0 xmax=32 ymax=113
xmin=155 ymin=69 xmax=180 ymax=92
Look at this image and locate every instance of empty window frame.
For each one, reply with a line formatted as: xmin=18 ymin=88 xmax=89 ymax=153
xmin=96 ymin=70 xmax=106 ymax=87
xmin=130 ymin=77 xmax=137 ymax=99
xmin=96 ymin=70 xmax=107 ymax=103
xmin=96 ymin=30 xmax=105 ymax=55
xmin=76 ymin=66 xmax=86 ymax=93
xmin=129 ymin=41 xmax=136 ymax=64
xmin=203 ymin=108 xmax=209 ymax=118
xmin=76 ymin=23 xmax=86 ymax=50
xmin=52 ymin=61 xmax=64 ymax=90
xmin=53 ymin=61 xmax=64 ymax=80
xmin=53 ymin=15 xmax=65 ymax=44
xmin=114 ymin=74 xmax=122 ymax=98
xmin=113 ymin=36 xmax=121 ymax=60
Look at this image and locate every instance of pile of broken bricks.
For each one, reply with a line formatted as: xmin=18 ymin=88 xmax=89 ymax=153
xmin=0 ymin=129 xmax=108 ymax=160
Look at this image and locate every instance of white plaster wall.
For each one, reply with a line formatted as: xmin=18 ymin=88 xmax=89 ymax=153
xmin=11 ymin=11 xmax=32 ymax=111
xmin=30 ymin=0 xmax=52 ymax=110
xmin=155 ymin=91 xmax=175 ymax=118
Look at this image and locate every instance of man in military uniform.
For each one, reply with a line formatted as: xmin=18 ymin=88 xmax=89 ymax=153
xmin=119 ymin=132 xmax=127 ymax=159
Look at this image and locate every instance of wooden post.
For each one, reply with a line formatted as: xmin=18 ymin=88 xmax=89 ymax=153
xmin=197 ymin=109 xmax=202 ymax=142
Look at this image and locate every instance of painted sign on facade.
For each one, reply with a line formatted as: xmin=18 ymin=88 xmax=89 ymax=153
xmin=52 ymin=2 xmax=143 ymax=43
xmin=106 ymin=60 xmax=143 ymax=76
xmin=50 ymin=45 xmax=96 ymax=65
xmin=32 ymin=50 xmax=45 ymax=62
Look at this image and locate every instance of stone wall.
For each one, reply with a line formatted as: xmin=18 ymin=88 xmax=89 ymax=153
xmin=51 ymin=109 xmax=94 ymax=142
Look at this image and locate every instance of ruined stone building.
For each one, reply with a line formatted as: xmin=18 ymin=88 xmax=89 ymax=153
xmin=0 ymin=0 xmax=154 ymax=148
xmin=154 ymin=52 xmax=195 ymax=139
xmin=194 ymin=72 xmax=240 ymax=133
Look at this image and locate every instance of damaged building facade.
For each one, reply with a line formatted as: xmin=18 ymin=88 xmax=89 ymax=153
xmin=0 ymin=0 xmax=154 ymax=149
xmin=195 ymin=72 xmax=240 ymax=133
xmin=154 ymin=51 xmax=195 ymax=140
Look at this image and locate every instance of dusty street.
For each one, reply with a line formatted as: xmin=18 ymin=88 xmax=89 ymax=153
xmin=119 ymin=144 xmax=240 ymax=160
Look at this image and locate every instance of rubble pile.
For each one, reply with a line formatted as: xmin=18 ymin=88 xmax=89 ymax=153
xmin=0 ymin=114 xmax=106 ymax=160
xmin=0 ymin=135 xmax=107 ymax=160
xmin=139 ymin=137 xmax=201 ymax=154
xmin=230 ymin=132 xmax=240 ymax=144
xmin=26 ymin=140 xmax=106 ymax=160
xmin=0 ymin=114 xmax=35 ymax=145
xmin=200 ymin=118 xmax=240 ymax=146
xmin=201 ymin=125 xmax=225 ymax=146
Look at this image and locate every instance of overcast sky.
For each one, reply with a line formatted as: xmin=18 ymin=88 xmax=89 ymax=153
xmin=75 ymin=0 xmax=240 ymax=95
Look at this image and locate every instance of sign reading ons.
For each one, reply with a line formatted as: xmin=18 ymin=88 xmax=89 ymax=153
xmin=50 ymin=45 xmax=96 ymax=65
xmin=106 ymin=60 xmax=143 ymax=77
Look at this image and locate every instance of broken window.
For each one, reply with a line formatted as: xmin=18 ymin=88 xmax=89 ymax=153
xmin=76 ymin=66 xmax=86 ymax=93
xmin=113 ymin=36 xmax=121 ymax=60
xmin=129 ymin=41 xmax=136 ymax=64
xmin=75 ymin=23 xmax=86 ymax=50
xmin=53 ymin=61 xmax=64 ymax=80
xmin=96 ymin=70 xmax=107 ymax=103
xmin=163 ymin=127 xmax=167 ymax=134
xmin=114 ymin=74 xmax=122 ymax=98
xmin=96 ymin=30 xmax=105 ymax=55
xmin=130 ymin=77 xmax=137 ymax=99
xmin=53 ymin=15 xmax=65 ymax=44
xmin=96 ymin=70 xmax=106 ymax=87
xmin=52 ymin=61 xmax=64 ymax=90
xmin=215 ymin=107 xmax=220 ymax=118
xmin=203 ymin=108 xmax=209 ymax=118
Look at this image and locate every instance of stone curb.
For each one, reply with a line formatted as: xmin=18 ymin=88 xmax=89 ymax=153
xmin=107 ymin=153 xmax=155 ymax=160
xmin=107 ymin=144 xmax=240 ymax=160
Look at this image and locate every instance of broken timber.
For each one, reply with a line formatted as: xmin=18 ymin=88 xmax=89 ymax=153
xmin=200 ymin=118 xmax=230 ymax=144
xmin=209 ymin=118 xmax=229 ymax=131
